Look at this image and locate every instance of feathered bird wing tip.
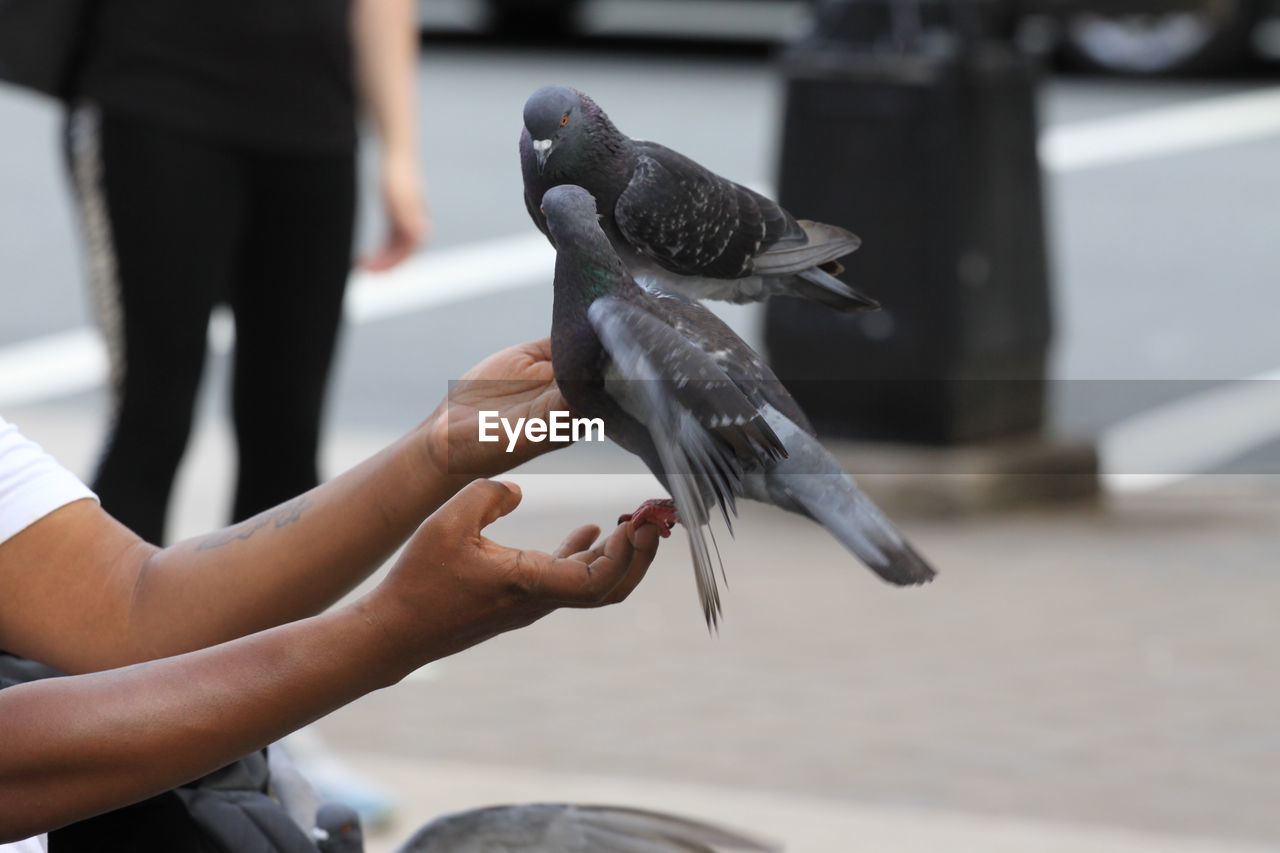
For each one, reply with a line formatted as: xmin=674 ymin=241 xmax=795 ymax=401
xmin=752 ymin=220 xmax=861 ymax=275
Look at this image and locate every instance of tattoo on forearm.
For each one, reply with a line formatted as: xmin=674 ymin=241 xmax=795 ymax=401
xmin=195 ymin=496 xmax=314 ymax=551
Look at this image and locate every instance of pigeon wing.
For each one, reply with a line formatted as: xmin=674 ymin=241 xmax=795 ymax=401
xmin=748 ymin=219 xmax=862 ymax=276
xmin=656 ymin=292 xmax=817 ymax=437
xmin=616 ymin=142 xmax=805 ymax=280
xmin=588 ymin=296 xmax=786 ymax=628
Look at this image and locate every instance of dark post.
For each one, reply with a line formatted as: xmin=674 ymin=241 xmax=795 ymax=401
xmin=765 ymin=0 xmax=1052 ymax=445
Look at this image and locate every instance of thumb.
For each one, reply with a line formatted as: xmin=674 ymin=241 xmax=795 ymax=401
xmin=442 ymin=479 xmax=523 ymax=534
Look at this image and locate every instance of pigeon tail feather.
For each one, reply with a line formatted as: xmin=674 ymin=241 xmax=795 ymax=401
xmin=774 ymin=433 xmax=937 ymax=587
xmin=797 ymin=219 xmax=861 ymax=251
xmin=791 ymin=267 xmax=881 ymax=314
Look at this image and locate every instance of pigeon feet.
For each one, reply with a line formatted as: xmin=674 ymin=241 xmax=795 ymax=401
xmin=618 ymin=499 xmax=678 ymax=537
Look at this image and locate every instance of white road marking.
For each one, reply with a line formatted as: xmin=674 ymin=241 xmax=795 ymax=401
xmin=1043 ymin=85 xmax=1280 ymax=492
xmin=1101 ymin=369 xmax=1280 ymax=493
xmin=1040 ymin=85 xmax=1280 ymax=173
xmin=0 ymin=327 xmax=107 ymax=408
xmin=0 ymin=232 xmax=555 ymax=407
xmin=345 ymin=231 xmax=553 ymax=324
xmin=5 ymin=87 xmax=1280 ymax=492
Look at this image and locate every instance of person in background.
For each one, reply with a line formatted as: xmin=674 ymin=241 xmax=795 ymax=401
xmin=65 ymin=0 xmax=428 ymax=545
xmin=0 ymin=339 xmax=663 ymax=850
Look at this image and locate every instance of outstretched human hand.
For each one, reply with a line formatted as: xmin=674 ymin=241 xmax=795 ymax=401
xmin=426 ymin=338 xmax=571 ymax=480
xmin=368 ymin=480 xmax=662 ymax=663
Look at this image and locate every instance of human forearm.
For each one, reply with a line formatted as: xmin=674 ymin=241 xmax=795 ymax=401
xmin=2 ymin=421 xmax=456 ymax=674
xmin=0 ymin=340 xmax=572 ymax=673
xmin=0 ymin=482 xmax=661 ymax=842
xmin=111 ymin=425 xmax=458 ymax=667
xmin=0 ymin=597 xmax=411 ymax=841
xmin=353 ymin=0 xmax=418 ymax=158
xmin=352 ymin=0 xmax=429 ymax=270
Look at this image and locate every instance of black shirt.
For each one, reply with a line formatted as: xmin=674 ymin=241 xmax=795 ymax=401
xmin=78 ymin=0 xmax=356 ymax=154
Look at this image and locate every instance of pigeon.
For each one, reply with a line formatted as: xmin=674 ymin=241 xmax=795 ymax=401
xmin=543 ymin=185 xmax=935 ymax=629
xmin=520 ymin=85 xmax=879 ymax=313
xmin=395 ymin=803 xmax=779 ymax=852
xmin=313 ymin=802 xmax=365 ymax=853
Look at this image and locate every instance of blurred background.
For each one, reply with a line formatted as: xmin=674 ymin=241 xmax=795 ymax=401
xmin=3 ymin=0 xmax=1280 ymax=850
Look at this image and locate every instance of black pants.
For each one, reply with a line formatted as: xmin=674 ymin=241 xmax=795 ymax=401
xmin=67 ymin=107 xmax=356 ymax=544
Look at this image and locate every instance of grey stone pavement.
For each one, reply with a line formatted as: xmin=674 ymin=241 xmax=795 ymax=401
xmin=11 ymin=405 xmax=1280 ymax=853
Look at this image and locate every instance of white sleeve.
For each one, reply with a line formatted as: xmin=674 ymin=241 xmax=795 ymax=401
xmin=0 ymin=416 xmax=97 ymax=546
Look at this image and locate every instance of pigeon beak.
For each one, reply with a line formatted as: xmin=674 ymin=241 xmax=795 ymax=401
xmin=533 ymin=138 xmax=553 ymax=174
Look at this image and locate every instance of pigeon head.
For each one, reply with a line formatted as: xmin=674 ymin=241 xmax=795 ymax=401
xmin=523 ymin=86 xmax=620 ymax=176
xmin=540 ymin=184 xmax=602 ymax=240
xmin=542 ymin=185 xmax=628 ymax=296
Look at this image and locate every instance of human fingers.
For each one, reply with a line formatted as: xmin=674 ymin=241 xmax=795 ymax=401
xmin=605 ymin=521 xmax=663 ymax=603
xmin=516 ymin=337 xmax=553 ymax=364
xmin=359 ymin=230 xmax=410 ymax=271
xmin=535 ymin=520 xmax=662 ymax=607
xmin=587 ymin=521 xmax=662 ymax=605
xmin=434 ymin=479 xmax=522 ymax=535
xmin=553 ymin=525 xmax=601 ymax=559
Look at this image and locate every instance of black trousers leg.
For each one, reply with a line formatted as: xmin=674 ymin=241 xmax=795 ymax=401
xmin=67 ymin=108 xmax=247 ymax=544
xmin=227 ymin=149 xmax=356 ymax=522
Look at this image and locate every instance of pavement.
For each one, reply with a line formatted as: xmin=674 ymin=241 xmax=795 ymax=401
xmin=9 ymin=404 xmax=1280 ymax=853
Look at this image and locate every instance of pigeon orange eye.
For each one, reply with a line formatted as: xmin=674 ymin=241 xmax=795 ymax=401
xmin=560 ymin=113 xmax=569 ymax=127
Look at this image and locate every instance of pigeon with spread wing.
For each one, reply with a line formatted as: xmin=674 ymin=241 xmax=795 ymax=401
xmin=543 ymin=185 xmax=934 ymax=629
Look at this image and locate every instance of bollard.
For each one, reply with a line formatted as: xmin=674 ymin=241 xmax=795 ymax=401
xmin=765 ymin=0 xmax=1052 ymax=445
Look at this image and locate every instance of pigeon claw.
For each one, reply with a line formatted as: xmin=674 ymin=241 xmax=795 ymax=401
xmin=618 ymin=499 xmax=678 ymax=537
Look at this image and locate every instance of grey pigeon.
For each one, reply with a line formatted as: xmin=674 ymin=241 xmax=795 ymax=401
xmin=521 ymin=85 xmax=879 ymax=313
xmin=396 ymin=803 xmax=780 ymax=853
xmin=543 ymin=185 xmax=935 ymax=629
xmin=314 ymin=802 xmax=365 ymax=853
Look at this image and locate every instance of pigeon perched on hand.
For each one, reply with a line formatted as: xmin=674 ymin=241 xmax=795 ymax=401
xmin=396 ymin=803 xmax=779 ymax=853
xmin=521 ymin=85 xmax=879 ymax=313
xmin=543 ymin=185 xmax=935 ymax=629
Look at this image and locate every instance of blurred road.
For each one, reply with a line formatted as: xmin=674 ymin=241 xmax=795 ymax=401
xmin=3 ymin=13 xmax=1280 ymax=852
xmin=4 ymin=33 xmax=1280 ymax=470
